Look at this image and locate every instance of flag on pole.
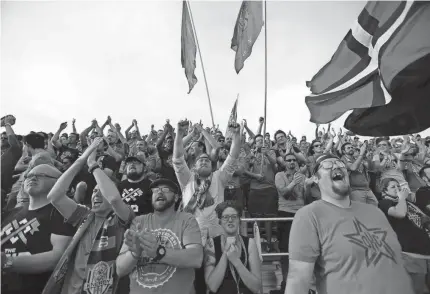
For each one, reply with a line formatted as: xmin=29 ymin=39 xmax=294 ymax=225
xmin=231 ymin=1 xmax=263 ymax=74
xmin=305 ymin=1 xmax=430 ymax=136
xmin=181 ymin=0 xmax=198 ymax=94
xmin=225 ymin=98 xmax=238 ymax=138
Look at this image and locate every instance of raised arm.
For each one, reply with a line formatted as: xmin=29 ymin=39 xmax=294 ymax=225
xmin=51 ymin=122 xmax=68 ymax=149
xmin=72 ymin=118 xmax=77 ymax=134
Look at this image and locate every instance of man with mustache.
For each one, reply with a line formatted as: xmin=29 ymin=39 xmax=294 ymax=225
xmin=286 ymin=153 xmax=415 ymax=294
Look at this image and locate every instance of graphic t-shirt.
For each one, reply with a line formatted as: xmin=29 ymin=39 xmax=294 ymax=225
xmin=125 ymin=211 xmax=202 ymax=294
xmin=1 ymin=204 xmax=75 ymax=294
xmin=117 ymin=179 xmax=153 ymax=215
xmin=379 ymin=196 xmax=430 ymax=256
xmin=289 ymin=200 xmax=414 ymax=294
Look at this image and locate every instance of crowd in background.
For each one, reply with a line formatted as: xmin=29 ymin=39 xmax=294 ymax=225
xmin=1 ymin=113 xmax=430 ymax=294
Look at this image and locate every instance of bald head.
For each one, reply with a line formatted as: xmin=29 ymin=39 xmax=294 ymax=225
xmin=24 ymin=164 xmax=62 ymax=197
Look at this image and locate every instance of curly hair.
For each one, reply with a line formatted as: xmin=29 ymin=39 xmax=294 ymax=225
xmin=215 ymin=200 xmax=242 ymax=219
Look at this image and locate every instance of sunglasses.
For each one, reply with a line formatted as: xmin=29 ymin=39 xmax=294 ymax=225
xmin=221 ymin=214 xmax=239 ymax=222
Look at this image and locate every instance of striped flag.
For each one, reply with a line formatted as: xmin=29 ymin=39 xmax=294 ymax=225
xmin=225 ymin=98 xmax=238 ymax=138
xmin=305 ymin=1 xmax=430 ymax=136
xmin=181 ymin=0 xmax=198 ymax=94
xmin=231 ymin=1 xmax=263 ymax=74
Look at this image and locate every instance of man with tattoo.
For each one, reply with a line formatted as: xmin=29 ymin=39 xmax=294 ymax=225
xmin=286 ymin=154 xmax=414 ymax=294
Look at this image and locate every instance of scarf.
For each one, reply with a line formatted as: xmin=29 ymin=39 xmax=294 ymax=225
xmin=182 ymin=173 xmax=215 ymax=214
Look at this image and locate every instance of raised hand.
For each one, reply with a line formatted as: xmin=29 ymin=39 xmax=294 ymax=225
xmin=132 ymin=119 xmax=138 ymax=126
xmin=177 ymin=119 xmax=190 ymax=134
xmin=259 ymin=117 xmax=264 ymax=124
xmin=59 ymin=122 xmax=68 ymax=131
xmin=72 ymin=118 xmax=76 ymax=125
xmin=228 ymin=122 xmax=240 ymax=135
xmin=107 ymin=116 xmax=112 ymax=124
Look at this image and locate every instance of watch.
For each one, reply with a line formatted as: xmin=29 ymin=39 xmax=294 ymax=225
xmin=152 ymin=245 xmax=166 ymax=262
xmin=88 ymin=164 xmax=100 ymax=174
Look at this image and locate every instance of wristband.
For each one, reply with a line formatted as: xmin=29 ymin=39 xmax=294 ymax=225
xmin=88 ymin=164 xmax=100 ymax=174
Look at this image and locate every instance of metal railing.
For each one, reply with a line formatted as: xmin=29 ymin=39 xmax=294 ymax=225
xmin=240 ymin=216 xmax=293 ymax=257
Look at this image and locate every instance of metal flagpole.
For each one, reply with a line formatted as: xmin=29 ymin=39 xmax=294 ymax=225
xmin=260 ymin=0 xmax=268 ymax=175
xmin=186 ymin=1 xmax=216 ymax=128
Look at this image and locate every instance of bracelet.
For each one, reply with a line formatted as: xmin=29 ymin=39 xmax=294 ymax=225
xmin=130 ymin=251 xmax=140 ymax=260
xmin=88 ymin=164 xmax=100 ymax=174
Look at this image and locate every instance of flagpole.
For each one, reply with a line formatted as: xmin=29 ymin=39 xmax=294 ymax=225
xmin=260 ymin=0 xmax=268 ymax=176
xmin=186 ymin=1 xmax=216 ymax=128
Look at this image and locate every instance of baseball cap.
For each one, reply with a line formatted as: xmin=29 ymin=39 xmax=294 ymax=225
xmin=124 ymin=156 xmax=145 ymax=165
xmin=150 ymin=178 xmax=180 ymax=194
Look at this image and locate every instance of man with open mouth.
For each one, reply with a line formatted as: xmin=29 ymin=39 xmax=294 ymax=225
xmin=286 ymin=153 xmax=415 ymax=294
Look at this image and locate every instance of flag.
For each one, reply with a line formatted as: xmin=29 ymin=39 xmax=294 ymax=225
xmin=225 ymin=98 xmax=238 ymax=138
xmin=181 ymin=0 xmax=198 ymax=94
xmin=231 ymin=1 xmax=263 ymax=74
xmin=305 ymin=1 xmax=430 ymax=136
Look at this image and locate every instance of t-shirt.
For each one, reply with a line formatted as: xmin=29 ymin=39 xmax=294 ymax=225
xmin=275 ymin=170 xmax=305 ymax=213
xmin=1 ymin=204 xmax=75 ymax=294
xmin=341 ymin=155 xmax=370 ymax=189
xmin=117 ymin=179 xmax=153 ymax=215
xmin=126 ymin=211 xmax=202 ymax=294
xmin=379 ymin=197 xmax=430 ymax=256
xmin=289 ymin=200 xmax=414 ymax=294
xmin=248 ymin=150 xmax=276 ymax=190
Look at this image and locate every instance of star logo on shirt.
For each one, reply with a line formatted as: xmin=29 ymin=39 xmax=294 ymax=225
xmin=344 ymin=218 xmax=397 ymax=267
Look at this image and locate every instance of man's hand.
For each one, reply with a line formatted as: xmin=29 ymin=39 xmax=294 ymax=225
xmin=59 ymin=122 xmax=68 ymax=131
xmin=2 ymin=115 xmax=16 ymax=127
xmin=228 ymin=122 xmax=240 ymax=136
xmin=124 ymin=226 xmax=143 ymax=257
xmin=72 ymin=118 xmax=76 ymax=125
xmin=132 ymin=119 xmax=138 ymax=126
xmin=106 ymin=116 xmax=112 ymax=124
xmin=85 ymin=137 xmax=103 ymax=166
xmin=138 ymin=230 xmax=158 ymax=259
xmin=114 ymin=123 xmax=121 ymax=131
xmin=177 ymin=119 xmax=190 ymax=134
xmin=259 ymin=117 xmax=264 ymax=124
xmin=22 ymin=156 xmax=31 ymax=164
xmin=359 ymin=143 xmax=367 ymax=156
xmin=254 ymin=174 xmax=264 ymax=182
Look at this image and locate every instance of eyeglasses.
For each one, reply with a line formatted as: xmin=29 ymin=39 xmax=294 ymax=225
xmin=221 ymin=214 xmax=239 ymax=222
xmin=285 ymin=159 xmax=297 ymax=162
xmin=313 ymin=144 xmax=322 ymax=148
xmin=25 ymin=173 xmax=59 ymax=181
xmin=317 ymin=160 xmax=346 ymax=172
xmin=151 ymin=187 xmax=173 ymax=194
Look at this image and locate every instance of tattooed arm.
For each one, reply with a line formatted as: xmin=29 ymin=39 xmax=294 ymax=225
xmin=204 ymin=238 xmax=228 ymax=293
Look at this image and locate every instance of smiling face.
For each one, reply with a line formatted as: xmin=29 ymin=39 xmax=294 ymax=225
xmin=220 ymin=207 xmax=240 ymax=236
xmin=378 ymin=140 xmax=389 ymax=153
xmin=151 ymin=184 xmax=177 ymax=212
xmin=91 ymin=186 xmax=111 ymax=213
xmin=315 ymin=158 xmax=350 ymax=199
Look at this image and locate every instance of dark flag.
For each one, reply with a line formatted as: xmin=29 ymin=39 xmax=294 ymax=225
xmin=305 ymin=1 xmax=430 ymax=136
xmin=231 ymin=1 xmax=263 ymax=74
xmin=181 ymin=0 xmax=198 ymax=93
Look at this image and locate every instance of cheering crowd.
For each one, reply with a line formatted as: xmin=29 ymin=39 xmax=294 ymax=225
xmin=1 ymin=114 xmax=430 ymax=294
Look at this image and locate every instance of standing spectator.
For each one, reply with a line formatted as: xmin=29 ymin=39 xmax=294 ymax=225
xmin=156 ymin=121 xmax=178 ymax=185
xmin=116 ymin=178 xmax=203 ymax=294
xmin=117 ymin=156 xmax=153 ymax=215
xmin=43 ymin=138 xmax=135 ymax=294
xmin=1 ymin=164 xmax=75 ymax=294
xmin=204 ymin=201 xmax=261 ymax=294
xmin=286 ymin=154 xmax=414 ymax=294
xmin=379 ymin=178 xmax=430 ymax=294
xmin=274 ymin=153 xmax=306 ymax=292
xmin=340 ymin=142 xmax=378 ymax=205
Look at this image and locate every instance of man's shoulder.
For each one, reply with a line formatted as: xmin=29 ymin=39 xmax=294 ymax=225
xmin=175 ymin=211 xmax=197 ymax=223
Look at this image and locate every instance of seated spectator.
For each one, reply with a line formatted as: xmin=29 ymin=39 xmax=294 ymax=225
xmin=1 ymin=164 xmax=75 ymax=294
xmin=43 ymin=138 xmax=134 ymax=294
xmin=116 ymin=178 xmax=203 ymax=294
xmin=204 ymin=201 xmax=261 ymax=294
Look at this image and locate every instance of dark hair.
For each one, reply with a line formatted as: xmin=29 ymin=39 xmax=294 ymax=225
xmin=215 ymin=200 xmax=242 ymax=219
xmin=419 ymin=165 xmax=430 ymax=178
xmin=25 ymin=133 xmax=45 ymax=149
xmin=192 ymin=140 xmax=206 ymax=154
xmin=376 ymin=137 xmax=391 ymax=146
xmin=380 ymin=178 xmax=399 ymax=193
xmin=69 ymin=132 xmax=79 ymax=138
xmin=38 ymin=132 xmax=48 ymax=139
xmin=308 ymin=140 xmax=321 ymax=156
xmin=274 ymin=130 xmax=286 ymax=141
xmin=341 ymin=142 xmax=352 ymax=153
xmin=254 ymin=134 xmax=263 ymax=141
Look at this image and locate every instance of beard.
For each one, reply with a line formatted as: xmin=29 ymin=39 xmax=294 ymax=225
xmin=153 ymin=197 xmax=176 ymax=212
xmin=332 ymin=182 xmax=350 ymax=198
xmin=127 ymin=170 xmax=143 ymax=181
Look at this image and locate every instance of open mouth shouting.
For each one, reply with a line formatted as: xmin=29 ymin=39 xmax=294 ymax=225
xmin=92 ymin=197 xmax=103 ymax=208
xmin=155 ymin=195 xmax=166 ymax=204
xmin=331 ymin=168 xmax=346 ymax=182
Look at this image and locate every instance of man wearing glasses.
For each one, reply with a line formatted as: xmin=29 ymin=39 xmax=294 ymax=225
xmin=1 ymin=164 xmax=75 ymax=294
xmin=116 ymin=178 xmax=202 ymax=294
xmin=286 ymin=153 xmax=414 ymax=294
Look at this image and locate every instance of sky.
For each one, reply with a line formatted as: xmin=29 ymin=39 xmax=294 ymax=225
xmin=2 ymin=0 xmax=429 ymax=139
